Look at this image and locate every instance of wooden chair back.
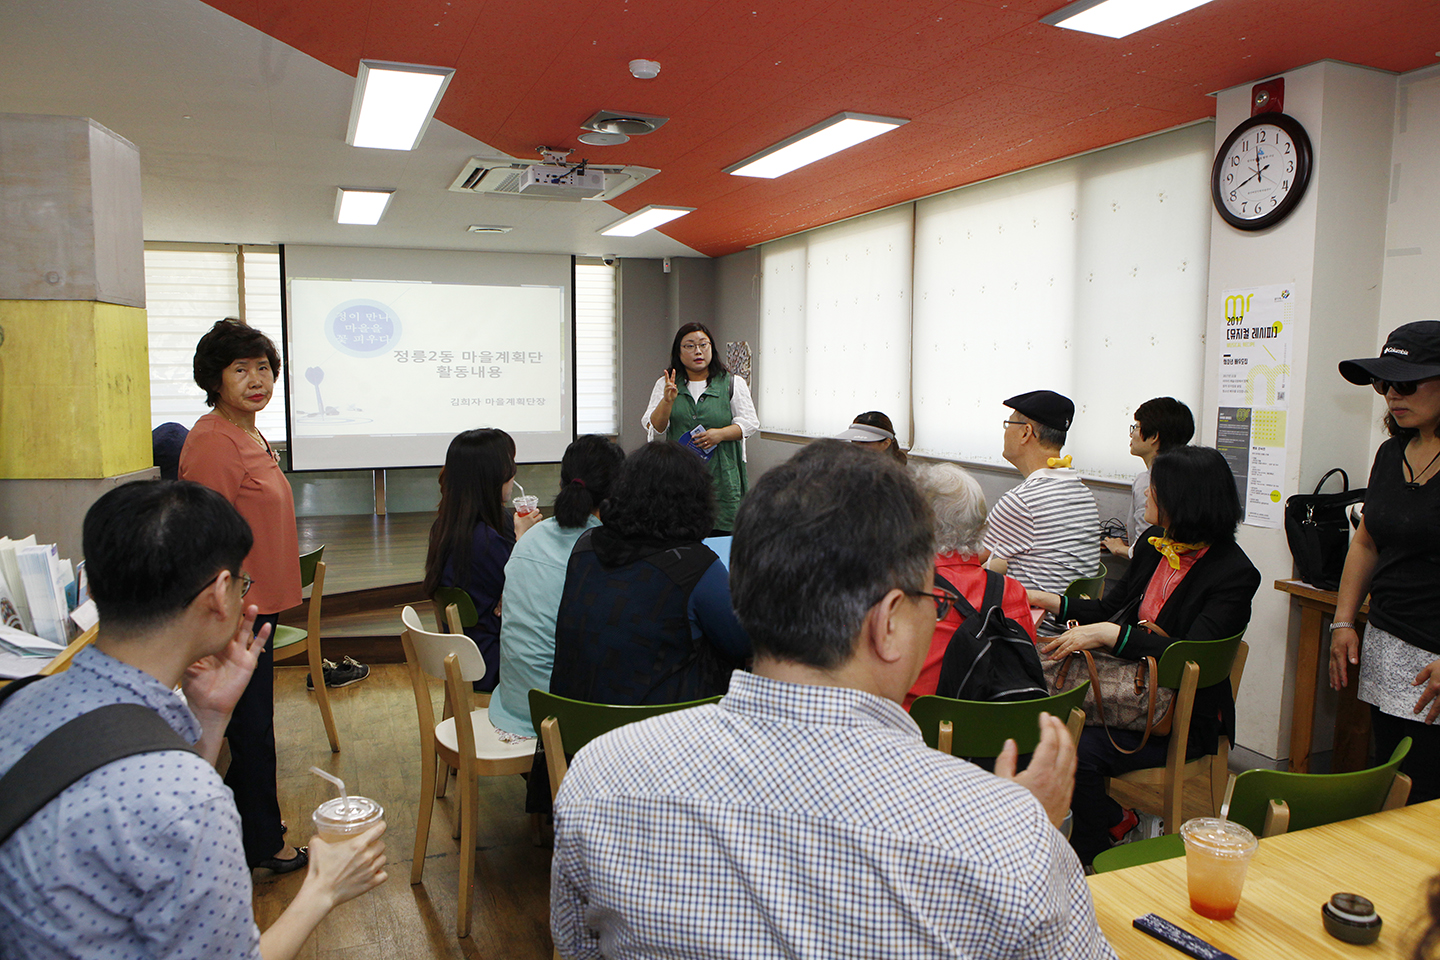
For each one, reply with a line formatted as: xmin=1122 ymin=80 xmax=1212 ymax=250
xmin=401 ymin=604 xmax=487 ymax=684
xmin=909 ymin=682 xmax=1091 ymax=758
xmin=1064 ymin=564 xmax=1108 ymax=600
xmin=431 ymin=586 xmax=479 ymax=635
xmin=528 ymin=689 xmax=721 ymax=802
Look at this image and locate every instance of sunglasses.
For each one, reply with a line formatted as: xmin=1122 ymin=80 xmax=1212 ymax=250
xmin=1372 ymin=376 xmax=1440 ymax=396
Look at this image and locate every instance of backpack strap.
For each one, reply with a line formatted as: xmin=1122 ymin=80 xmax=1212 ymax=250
xmin=933 ymin=571 xmax=979 ymax=621
xmin=0 ymin=697 xmax=195 ymax=846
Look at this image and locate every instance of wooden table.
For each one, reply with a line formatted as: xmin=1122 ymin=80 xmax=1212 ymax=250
xmin=1275 ymin=579 xmax=1371 ymax=774
xmin=1088 ymin=800 xmax=1439 ymax=958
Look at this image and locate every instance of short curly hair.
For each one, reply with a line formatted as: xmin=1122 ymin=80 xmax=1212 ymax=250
xmin=602 ymin=441 xmax=714 ymax=542
xmin=192 ymin=318 xmax=282 ymax=408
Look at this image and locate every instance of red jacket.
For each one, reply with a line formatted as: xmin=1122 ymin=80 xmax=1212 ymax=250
xmin=904 ymin=554 xmax=1038 ymax=710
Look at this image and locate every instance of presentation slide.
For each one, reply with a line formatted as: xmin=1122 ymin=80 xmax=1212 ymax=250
xmin=282 ymin=246 xmax=573 ymax=471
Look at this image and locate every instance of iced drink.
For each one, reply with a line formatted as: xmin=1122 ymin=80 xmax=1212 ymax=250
xmin=513 ymin=495 xmax=539 ymax=516
xmin=312 ymin=795 xmax=383 ymax=841
xmin=1180 ymin=817 xmax=1257 ymax=920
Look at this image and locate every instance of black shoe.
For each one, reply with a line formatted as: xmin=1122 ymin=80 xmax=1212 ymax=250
xmin=253 ymin=845 xmax=308 ymax=875
xmin=307 ymin=656 xmax=370 ymax=690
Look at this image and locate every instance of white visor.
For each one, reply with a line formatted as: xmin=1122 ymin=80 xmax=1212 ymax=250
xmin=835 ymin=423 xmax=895 ymax=443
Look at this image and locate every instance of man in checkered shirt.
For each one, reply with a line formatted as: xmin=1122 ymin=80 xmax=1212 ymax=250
xmin=551 ymin=440 xmax=1116 ymax=959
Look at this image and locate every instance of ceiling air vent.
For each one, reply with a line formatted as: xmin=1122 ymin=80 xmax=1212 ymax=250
xmin=450 ymin=154 xmax=659 ymax=203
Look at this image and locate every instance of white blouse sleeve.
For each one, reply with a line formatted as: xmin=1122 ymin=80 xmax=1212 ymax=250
xmin=642 ymin=375 xmax=667 ymax=441
xmin=731 ymin=375 xmax=759 ymax=439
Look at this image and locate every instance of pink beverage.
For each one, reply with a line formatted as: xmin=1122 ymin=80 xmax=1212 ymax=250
xmin=312 ymin=795 xmax=383 ymax=841
xmin=513 ymin=495 xmax=539 ymax=516
xmin=1179 ymin=817 xmax=1258 ymax=920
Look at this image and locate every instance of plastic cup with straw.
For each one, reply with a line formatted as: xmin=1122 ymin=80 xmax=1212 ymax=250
xmin=310 ymin=766 xmax=383 ymax=841
xmin=512 ymin=477 xmax=539 ymax=517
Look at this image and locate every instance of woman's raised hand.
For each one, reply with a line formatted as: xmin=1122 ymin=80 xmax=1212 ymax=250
xmin=662 ymin=369 xmax=678 ymax=403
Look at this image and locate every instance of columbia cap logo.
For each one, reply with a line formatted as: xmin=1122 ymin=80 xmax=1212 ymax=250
xmin=1384 ymin=347 xmax=1410 ymax=355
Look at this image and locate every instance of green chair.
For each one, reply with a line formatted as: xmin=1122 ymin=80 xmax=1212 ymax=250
xmin=271 ymin=546 xmax=339 ymax=752
xmin=909 ymin=683 xmax=1090 ymax=758
xmin=432 ymin=585 xmax=479 ymax=636
xmin=1093 ymin=738 xmax=1413 ymax=873
xmin=1108 ymin=633 xmax=1248 ymax=838
xmin=528 ymin=689 xmax=721 ymax=803
xmin=1064 ymin=563 xmax=1108 ymax=601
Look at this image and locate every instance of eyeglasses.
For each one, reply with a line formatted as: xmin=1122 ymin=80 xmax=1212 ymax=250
xmin=1002 ymin=419 xmax=1029 ymax=430
xmin=185 ymin=570 xmax=254 ymax=604
xmin=681 ymin=340 xmax=712 ymax=352
xmin=904 ymin=587 xmax=963 ymax=621
xmin=1372 ymin=376 xmax=1440 ymax=396
xmin=1129 ymin=423 xmax=1141 ymax=434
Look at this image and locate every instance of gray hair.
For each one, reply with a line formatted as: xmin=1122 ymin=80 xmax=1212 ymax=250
xmin=914 ymin=462 xmax=988 ymax=557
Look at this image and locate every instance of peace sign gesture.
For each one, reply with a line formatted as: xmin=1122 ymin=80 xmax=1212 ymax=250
xmin=662 ymin=368 xmax=679 ymax=402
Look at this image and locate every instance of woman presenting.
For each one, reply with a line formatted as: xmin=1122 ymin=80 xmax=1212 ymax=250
xmin=180 ymin=319 xmax=352 ymax=875
xmin=1331 ymin=321 xmax=1440 ymax=804
xmin=643 ymin=322 xmax=758 ymax=534
xmin=1027 ymin=445 xmax=1259 ymax=866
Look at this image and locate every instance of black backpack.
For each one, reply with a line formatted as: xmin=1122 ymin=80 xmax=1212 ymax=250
xmin=933 ymin=570 xmax=1048 ymax=703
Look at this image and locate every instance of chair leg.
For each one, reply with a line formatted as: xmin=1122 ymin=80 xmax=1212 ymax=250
xmin=1209 ymin=740 xmax=1231 ymax=816
xmin=436 ymin=692 xmax=453 ymax=799
xmin=456 ymin=770 xmax=478 ymax=938
xmin=309 ymin=633 xmax=341 ymax=753
xmin=412 ymin=740 xmax=438 ymax=885
xmin=1162 ymin=762 xmax=1183 ymax=836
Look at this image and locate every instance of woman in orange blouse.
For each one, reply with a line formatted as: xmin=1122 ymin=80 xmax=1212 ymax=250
xmin=180 ymin=319 xmax=308 ymax=874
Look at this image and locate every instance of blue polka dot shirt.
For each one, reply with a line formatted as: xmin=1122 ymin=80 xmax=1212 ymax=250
xmin=0 ymin=646 xmax=261 ymax=959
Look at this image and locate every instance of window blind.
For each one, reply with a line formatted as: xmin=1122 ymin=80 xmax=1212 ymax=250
xmin=758 ymin=205 xmax=913 ymax=440
xmin=144 ymin=246 xmax=288 ymax=439
xmin=574 ymin=261 xmax=618 ymax=435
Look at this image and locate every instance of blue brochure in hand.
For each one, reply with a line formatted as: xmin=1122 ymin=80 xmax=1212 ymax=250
xmin=677 ymin=424 xmax=716 ymax=462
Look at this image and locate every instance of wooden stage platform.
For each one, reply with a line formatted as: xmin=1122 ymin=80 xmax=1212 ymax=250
xmin=278 ymin=512 xmax=435 ymax=664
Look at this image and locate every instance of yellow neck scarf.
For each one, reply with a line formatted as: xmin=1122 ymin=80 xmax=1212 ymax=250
xmin=1047 ymin=455 xmax=1073 ymax=469
xmin=1148 ymin=535 xmax=1208 ymax=570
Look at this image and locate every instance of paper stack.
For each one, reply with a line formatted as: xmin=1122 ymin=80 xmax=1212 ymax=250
xmin=17 ymin=544 xmax=73 ymax=645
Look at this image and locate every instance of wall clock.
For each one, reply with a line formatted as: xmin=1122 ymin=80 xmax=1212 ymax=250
xmin=1211 ymin=112 xmax=1313 ymax=231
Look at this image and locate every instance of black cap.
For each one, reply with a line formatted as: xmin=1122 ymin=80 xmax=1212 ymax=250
xmin=1004 ymin=390 xmax=1074 ymax=431
xmin=1340 ymin=321 xmax=1440 ymax=385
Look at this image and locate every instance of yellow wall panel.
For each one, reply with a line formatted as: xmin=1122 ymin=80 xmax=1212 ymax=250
xmin=0 ymin=299 xmax=151 ymax=479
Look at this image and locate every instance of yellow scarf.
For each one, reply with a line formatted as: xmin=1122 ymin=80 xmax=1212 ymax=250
xmin=1148 ymin=535 xmax=1208 ymax=570
xmin=1046 ymin=455 xmax=1072 ymax=469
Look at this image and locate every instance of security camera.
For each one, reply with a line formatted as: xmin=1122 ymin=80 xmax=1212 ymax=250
xmin=602 ymin=255 xmax=617 ymax=266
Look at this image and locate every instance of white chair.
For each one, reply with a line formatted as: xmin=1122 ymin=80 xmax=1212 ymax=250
xmin=399 ymin=605 xmax=533 ymax=938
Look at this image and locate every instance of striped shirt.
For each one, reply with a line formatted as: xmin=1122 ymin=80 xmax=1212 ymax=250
xmin=551 ymin=670 xmax=1116 ymax=960
xmin=983 ymin=467 xmax=1101 ymax=597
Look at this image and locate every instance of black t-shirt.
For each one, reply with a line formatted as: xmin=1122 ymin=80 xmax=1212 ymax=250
xmin=1365 ymin=437 xmax=1440 ymax=654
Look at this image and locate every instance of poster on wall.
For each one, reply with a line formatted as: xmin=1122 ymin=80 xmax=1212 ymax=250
xmin=1214 ymin=283 xmax=1297 ymax=529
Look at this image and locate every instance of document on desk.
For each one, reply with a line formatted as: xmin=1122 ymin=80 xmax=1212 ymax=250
xmin=1215 ymin=282 xmax=1296 ymax=530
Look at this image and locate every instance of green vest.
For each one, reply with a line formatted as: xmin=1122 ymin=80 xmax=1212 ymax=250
xmin=666 ymin=372 xmax=748 ymax=532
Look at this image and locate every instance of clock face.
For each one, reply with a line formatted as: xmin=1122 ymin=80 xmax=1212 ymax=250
xmin=1211 ymin=112 xmax=1313 ymax=231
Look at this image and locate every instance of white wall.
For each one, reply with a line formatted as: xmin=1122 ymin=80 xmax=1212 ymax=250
xmin=1203 ymin=61 xmax=1397 ymax=761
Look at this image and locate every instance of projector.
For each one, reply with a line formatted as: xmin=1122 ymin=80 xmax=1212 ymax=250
xmin=518 ymin=164 xmax=607 ymax=199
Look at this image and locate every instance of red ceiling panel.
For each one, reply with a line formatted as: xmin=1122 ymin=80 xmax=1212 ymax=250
xmin=201 ymin=0 xmax=1440 ymax=256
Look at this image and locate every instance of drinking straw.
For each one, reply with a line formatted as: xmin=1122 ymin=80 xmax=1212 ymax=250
xmin=310 ymin=766 xmax=349 ymax=811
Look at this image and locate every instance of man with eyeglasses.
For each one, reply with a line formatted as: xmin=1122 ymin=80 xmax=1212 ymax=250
xmin=984 ymin=390 xmax=1101 ymax=635
xmin=551 ymin=441 xmax=1115 ymax=960
xmin=0 ymin=481 xmax=388 ymax=960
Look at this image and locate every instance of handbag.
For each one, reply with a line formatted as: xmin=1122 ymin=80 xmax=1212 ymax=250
xmin=1044 ymin=648 xmax=1175 ymax=754
xmin=1284 ymin=469 xmax=1365 ymax=590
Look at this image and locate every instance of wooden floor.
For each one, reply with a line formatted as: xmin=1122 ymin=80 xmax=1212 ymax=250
xmin=255 ymin=663 xmax=554 ymax=959
xmin=254 ymin=662 xmax=1222 ymax=960
xmin=296 ymin=512 xmax=435 ymax=595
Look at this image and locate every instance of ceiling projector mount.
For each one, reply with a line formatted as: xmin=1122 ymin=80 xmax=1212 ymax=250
xmin=578 ymin=109 xmax=669 ymax=146
xmin=449 ymin=147 xmax=659 ymax=202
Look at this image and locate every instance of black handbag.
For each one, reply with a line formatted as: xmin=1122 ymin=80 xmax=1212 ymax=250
xmin=1284 ymin=468 xmax=1365 ymax=590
